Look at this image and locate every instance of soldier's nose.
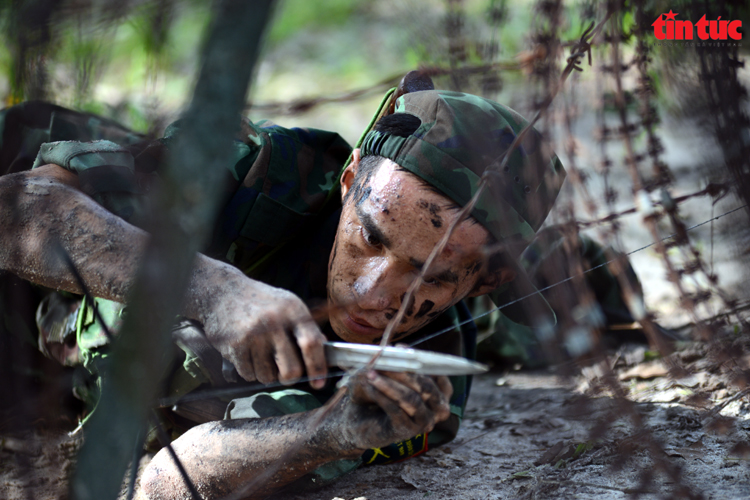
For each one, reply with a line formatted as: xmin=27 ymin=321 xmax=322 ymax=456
xmin=353 ymin=275 xmax=391 ymax=311
xmin=353 ymin=262 xmax=398 ymax=311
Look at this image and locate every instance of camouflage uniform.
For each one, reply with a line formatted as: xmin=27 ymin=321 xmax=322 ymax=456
xmin=0 ymin=98 xmax=479 ymax=480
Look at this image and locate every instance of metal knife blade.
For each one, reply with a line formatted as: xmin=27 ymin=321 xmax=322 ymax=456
xmin=325 ymin=341 xmax=488 ymax=376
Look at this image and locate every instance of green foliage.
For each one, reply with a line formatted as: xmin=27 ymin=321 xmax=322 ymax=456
xmin=573 ymin=440 xmax=595 ymax=458
xmin=643 ymin=349 xmax=661 ymax=361
xmin=268 ymin=0 xmax=368 ymax=44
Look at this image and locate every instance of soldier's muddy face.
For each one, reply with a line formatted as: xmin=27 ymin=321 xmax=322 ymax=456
xmin=327 ymin=158 xmax=493 ymax=344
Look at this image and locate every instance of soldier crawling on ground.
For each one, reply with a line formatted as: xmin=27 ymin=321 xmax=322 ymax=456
xmin=2 ymin=75 xmax=650 ymax=499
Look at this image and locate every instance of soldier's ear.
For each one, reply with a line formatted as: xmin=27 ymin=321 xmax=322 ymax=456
xmin=466 ymin=267 xmax=516 ymax=298
xmin=340 ymin=148 xmax=360 ymax=200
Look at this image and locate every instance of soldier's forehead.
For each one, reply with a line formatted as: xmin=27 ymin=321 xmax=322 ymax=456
xmin=369 ymin=159 xmax=400 ymax=192
xmin=369 ymin=160 xmax=438 ymax=202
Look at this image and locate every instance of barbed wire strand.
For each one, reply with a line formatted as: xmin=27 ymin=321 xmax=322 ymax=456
xmin=411 ymin=204 xmax=747 ymax=348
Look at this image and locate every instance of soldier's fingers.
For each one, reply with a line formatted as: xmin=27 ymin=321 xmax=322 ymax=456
xmin=378 ymin=372 xmax=449 ymax=422
xmin=425 ymin=376 xmax=451 ymax=423
xmin=433 ymin=375 xmax=453 ymax=399
xmin=377 ymin=371 xmax=425 ymax=399
xmin=272 ymin=332 xmax=304 ymax=386
xmin=293 ymin=318 xmax=327 ymax=389
xmin=229 ymin=348 xmax=257 ymax=383
xmin=250 ymin=335 xmax=278 ymax=385
xmin=379 ymin=371 xmax=441 ymax=403
xmin=349 ymin=370 xmax=376 ymax=404
xmin=359 ymin=374 xmax=418 ymax=431
xmin=366 ymin=371 xmax=428 ymax=420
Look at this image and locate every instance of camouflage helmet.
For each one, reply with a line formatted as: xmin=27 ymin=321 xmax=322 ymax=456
xmin=359 ymin=90 xmax=566 ymax=323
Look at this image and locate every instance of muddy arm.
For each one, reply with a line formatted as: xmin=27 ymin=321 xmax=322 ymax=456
xmin=0 ymin=164 xmax=149 ymax=299
xmin=0 ymin=164 xmax=224 ymax=310
xmin=0 ymin=164 xmax=328 ymax=384
xmin=139 ymin=408 xmax=359 ymax=500
xmin=140 ymin=370 xmax=452 ymax=500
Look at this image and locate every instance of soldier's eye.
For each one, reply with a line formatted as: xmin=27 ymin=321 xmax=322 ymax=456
xmin=423 ymin=276 xmax=440 ymax=286
xmin=361 ymin=226 xmax=381 ymax=247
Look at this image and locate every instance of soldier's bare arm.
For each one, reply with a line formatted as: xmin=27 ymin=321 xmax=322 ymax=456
xmin=0 ymin=164 xmax=327 ymax=386
xmin=0 ymin=164 xmax=145 ymax=299
xmin=139 ymin=370 xmax=452 ymax=500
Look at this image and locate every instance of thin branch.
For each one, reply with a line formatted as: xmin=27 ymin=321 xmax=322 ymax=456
xmin=151 ymin=412 xmax=203 ymax=500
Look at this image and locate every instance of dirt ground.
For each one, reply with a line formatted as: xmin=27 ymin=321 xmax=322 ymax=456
xmin=2 ymin=340 xmax=749 ymax=500
xmin=278 ymin=341 xmax=750 ymax=500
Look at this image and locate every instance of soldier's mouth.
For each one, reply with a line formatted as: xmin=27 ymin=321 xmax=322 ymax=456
xmin=342 ymin=313 xmax=384 ymax=338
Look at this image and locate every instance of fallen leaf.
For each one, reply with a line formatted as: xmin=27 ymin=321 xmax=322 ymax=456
xmin=728 ymin=441 xmax=750 ymax=459
xmin=477 ymin=449 xmax=507 ymax=457
xmin=511 ymin=427 xmax=533 ymax=436
xmin=534 ymin=441 xmax=565 ymax=465
xmin=619 ymin=360 xmax=669 ymax=380
xmin=688 ymin=436 xmax=705 ymax=449
xmin=512 ymin=470 xmax=532 ymax=479
xmin=483 ymin=417 xmax=503 ymax=429
xmin=685 ymin=392 xmax=712 ymax=408
xmin=533 ymin=441 xmax=578 ymax=465
xmin=547 ymin=417 xmax=572 ymax=431
xmin=646 ymin=388 xmax=684 ymax=403
xmin=671 ymin=374 xmax=702 ymax=388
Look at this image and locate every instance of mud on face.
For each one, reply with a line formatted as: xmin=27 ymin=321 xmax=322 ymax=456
xmin=327 ymin=157 xmax=497 ymax=344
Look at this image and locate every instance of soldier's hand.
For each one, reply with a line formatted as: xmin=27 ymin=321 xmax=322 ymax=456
xmin=331 ymin=370 xmax=452 ymax=452
xmin=196 ymin=264 xmax=328 ymax=389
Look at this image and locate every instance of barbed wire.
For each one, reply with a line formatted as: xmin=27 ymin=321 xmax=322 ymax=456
xmin=576 ymin=183 xmax=732 ymax=228
xmin=410 ymin=203 xmax=747 ymax=346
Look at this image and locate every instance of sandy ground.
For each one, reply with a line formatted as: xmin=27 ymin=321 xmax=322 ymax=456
xmin=3 ymin=341 xmax=748 ymax=500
